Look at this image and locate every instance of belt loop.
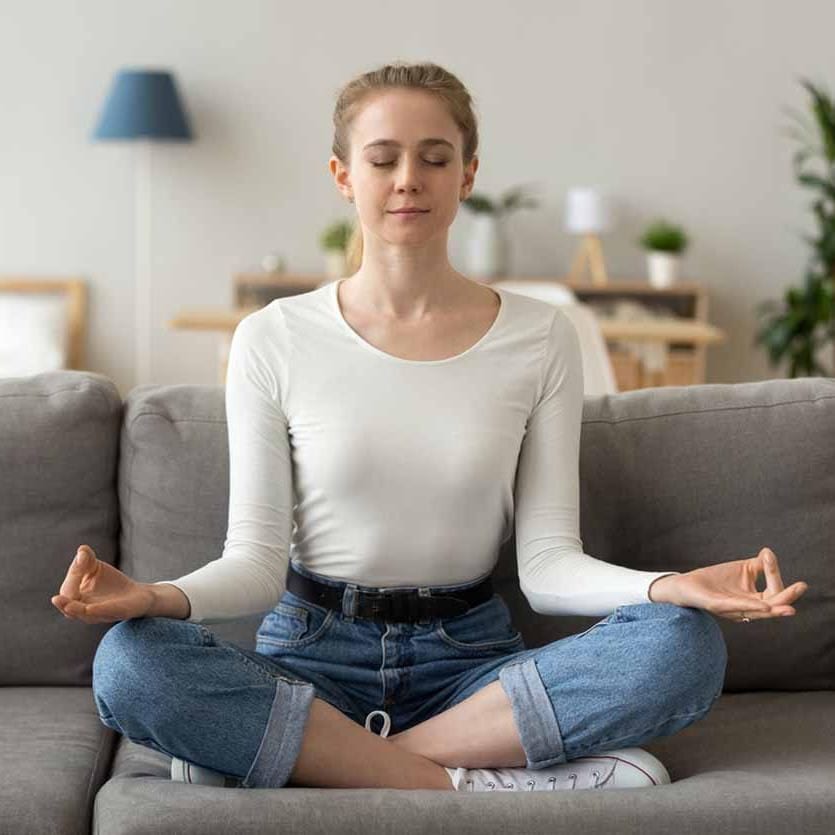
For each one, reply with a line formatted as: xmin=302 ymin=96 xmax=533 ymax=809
xmin=342 ymin=583 xmax=358 ymax=622
xmin=417 ymin=586 xmax=432 ymax=625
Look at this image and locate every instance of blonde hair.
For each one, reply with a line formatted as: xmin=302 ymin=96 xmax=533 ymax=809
xmin=331 ymin=61 xmax=480 ymax=276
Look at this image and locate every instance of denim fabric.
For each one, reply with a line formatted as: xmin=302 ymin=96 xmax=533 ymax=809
xmin=92 ymin=561 xmax=727 ymax=788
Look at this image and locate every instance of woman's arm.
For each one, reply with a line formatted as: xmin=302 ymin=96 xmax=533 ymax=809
xmin=514 ymin=309 xmax=680 ymax=617
xmin=151 ymin=311 xmax=294 ymax=624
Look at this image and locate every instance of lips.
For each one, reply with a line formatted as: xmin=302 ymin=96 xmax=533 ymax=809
xmin=390 ymin=209 xmax=429 ymax=213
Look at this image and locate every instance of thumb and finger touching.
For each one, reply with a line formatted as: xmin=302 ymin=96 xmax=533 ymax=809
xmin=724 ymin=548 xmax=806 ymax=618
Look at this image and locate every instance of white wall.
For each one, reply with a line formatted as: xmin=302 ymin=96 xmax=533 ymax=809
xmin=1 ymin=0 xmax=833 ymax=398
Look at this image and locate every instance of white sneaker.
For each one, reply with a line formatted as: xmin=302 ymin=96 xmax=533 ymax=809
xmin=363 ymin=710 xmax=670 ymax=792
xmin=170 ymin=755 xmax=242 ymax=787
xmin=444 ymin=748 xmax=671 ymax=792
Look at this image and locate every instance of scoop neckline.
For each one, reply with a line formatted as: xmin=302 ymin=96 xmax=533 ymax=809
xmin=330 ymin=278 xmax=506 ymax=366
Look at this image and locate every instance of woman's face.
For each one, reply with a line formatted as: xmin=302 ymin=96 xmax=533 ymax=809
xmin=330 ymin=88 xmax=478 ymax=248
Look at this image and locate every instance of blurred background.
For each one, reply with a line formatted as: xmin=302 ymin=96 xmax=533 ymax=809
xmin=1 ymin=0 xmax=833 ymax=399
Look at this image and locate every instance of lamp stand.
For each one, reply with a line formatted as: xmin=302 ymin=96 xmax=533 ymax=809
xmin=568 ymin=233 xmax=609 ymax=286
xmin=134 ymin=141 xmax=152 ymax=387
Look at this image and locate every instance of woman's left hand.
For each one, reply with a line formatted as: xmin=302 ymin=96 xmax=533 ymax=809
xmin=651 ymin=547 xmax=808 ymax=622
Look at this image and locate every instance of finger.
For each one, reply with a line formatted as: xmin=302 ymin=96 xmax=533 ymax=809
xmin=66 ymin=601 xmax=115 ymax=625
xmin=715 ymin=598 xmax=772 ymax=617
xmin=720 ymin=604 xmax=777 ymax=622
xmin=734 ymin=606 xmax=796 ymax=621
xmin=51 ymin=597 xmax=72 ymax=618
xmin=84 ymin=602 xmax=115 ymax=619
xmin=62 ymin=599 xmax=88 ymax=617
xmin=765 ymin=582 xmax=808 ymax=608
xmin=60 ymin=547 xmax=92 ymax=600
xmin=760 ymin=547 xmax=785 ymax=595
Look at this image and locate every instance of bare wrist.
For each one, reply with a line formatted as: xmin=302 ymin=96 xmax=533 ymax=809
xmin=145 ymin=582 xmax=192 ymax=620
xmin=648 ymin=573 xmax=680 ymax=604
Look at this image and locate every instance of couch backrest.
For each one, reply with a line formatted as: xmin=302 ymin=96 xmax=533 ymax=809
xmin=0 ymin=371 xmax=121 ymax=685
xmin=118 ymin=381 xmax=265 ymax=649
xmin=121 ymin=374 xmax=835 ymax=692
xmin=5 ymin=372 xmax=833 ymax=691
xmin=494 ymin=377 xmax=835 ymax=693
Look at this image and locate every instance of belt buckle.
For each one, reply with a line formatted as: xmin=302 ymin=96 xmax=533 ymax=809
xmin=360 ymin=590 xmax=469 ymax=622
xmin=361 ymin=590 xmax=394 ymax=621
xmin=361 ymin=590 xmax=421 ymax=622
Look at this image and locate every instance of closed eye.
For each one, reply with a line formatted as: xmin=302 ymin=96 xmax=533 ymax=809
xmin=371 ymin=161 xmax=448 ymax=167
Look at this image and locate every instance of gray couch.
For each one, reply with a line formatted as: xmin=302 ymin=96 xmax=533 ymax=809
xmin=2 ymin=369 xmax=834 ymax=835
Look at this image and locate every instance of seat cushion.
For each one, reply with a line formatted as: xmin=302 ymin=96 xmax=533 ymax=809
xmin=0 ymin=686 xmax=117 ymax=835
xmin=92 ymin=691 xmax=835 ymax=834
xmin=0 ymin=371 xmax=122 ymax=685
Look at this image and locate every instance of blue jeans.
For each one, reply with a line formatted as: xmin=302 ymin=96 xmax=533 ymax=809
xmin=92 ymin=561 xmax=727 ymax=789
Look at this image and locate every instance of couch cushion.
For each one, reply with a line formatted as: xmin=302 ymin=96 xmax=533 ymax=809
xmin=492 ymin=376 xmax=835 ymax=692
xmin=0 ymin=686 xmax=117 ymax=835
xmin=0 ymin=371 xmax=122 ymax=685
xmin=92 ymin=691 xmax=835 ymax=834
xmin=119 ymin=383 xmax=262 ymax=649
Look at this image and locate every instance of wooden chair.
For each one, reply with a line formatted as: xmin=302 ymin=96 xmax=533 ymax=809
xmin=0 ymin=277 xmax=88 ymax=372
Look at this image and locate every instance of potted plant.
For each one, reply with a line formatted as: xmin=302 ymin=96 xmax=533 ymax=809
xmin=638 ymin=219 xmax=690 ymax=288
xmin=462 ymin=183 xmax=540 ymax=280
xmin=319 ymin=219 xmax=355 ymax=280
xmin=755 ymin=77 xmax=835 ymax=377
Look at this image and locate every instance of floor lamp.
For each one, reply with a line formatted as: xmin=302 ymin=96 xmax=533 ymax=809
xmin=92 ymin=69 xmax=194 ymax=388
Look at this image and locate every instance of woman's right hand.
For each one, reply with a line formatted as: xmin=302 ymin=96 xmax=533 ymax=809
xmin=51 ymin=545 xmax=155 ymax=624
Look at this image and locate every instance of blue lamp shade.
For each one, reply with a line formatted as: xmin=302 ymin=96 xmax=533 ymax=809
xmin=92 ymin=69 xmax=194 ymax=141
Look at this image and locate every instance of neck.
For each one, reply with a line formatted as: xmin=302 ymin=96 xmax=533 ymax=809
xmin=347 ymin=241 xmax=467 ymax=318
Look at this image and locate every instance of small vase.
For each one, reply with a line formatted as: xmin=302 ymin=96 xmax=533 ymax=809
xmin=466 ymin=214 xmax=508 ymax=282
xmin=324 ymin=250 xmax=347 ymax=280
xmin=647 ymin=252 xmax=681 ymax=288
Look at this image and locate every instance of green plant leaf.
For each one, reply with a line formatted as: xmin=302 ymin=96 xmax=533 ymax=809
xmin=462 ymin=194 xmax=495 ymax=214
xmin=764 ymin=77 xmax=835 ymax=376
xmin=800 ymin=78 xmax=835 ymax=162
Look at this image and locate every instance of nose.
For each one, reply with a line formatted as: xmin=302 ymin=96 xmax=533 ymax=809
xmin=394 ymin=157 xmax=423 ymax=194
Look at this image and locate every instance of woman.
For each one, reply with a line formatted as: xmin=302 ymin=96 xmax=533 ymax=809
xmin=52 ymin=61 xmax=808 ymax=794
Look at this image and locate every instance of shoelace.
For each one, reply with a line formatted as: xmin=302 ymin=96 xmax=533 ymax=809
xmin=463 ymin=770 xmax=601 ymax=791
xmin=365 ymin=709 xmax=392 ymax=738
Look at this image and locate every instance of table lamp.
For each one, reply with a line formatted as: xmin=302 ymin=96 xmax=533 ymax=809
xmin=92 ymin=69 xmax=194 ymax=387
xmin=564 ymin=187 xmax=613 ymax=287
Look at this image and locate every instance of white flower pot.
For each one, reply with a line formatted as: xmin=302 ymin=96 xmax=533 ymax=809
xmin=647 ymin=252 xmax=681 ymax=288
xmin=466 ymin=214 xmax=508 ymax=281
xmin=324 ymin=250 xmax=347 ymax=280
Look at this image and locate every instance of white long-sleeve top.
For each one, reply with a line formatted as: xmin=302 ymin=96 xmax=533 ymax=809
xmin=155 ymin=279 xmax=679 ymax=623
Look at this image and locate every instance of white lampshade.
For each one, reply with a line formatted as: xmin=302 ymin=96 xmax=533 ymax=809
xmin=564 ymin=187 xmax=613 ymax=234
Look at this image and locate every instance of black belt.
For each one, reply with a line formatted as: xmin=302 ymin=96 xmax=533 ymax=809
xmin=286 ymin=562 xmax=494 ymax=624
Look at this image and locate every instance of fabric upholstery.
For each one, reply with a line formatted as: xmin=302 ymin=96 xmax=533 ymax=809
xmin=0 ymin=371 xmax=121 ymax=685
xmin=94 ymin=691 xmax=835 ymax=834
xmin=2 ymin=370 xmax=834 ymax=834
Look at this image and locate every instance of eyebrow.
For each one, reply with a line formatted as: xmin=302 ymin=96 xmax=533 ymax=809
xmin=362 ymin=138 xmax=455 ymax=151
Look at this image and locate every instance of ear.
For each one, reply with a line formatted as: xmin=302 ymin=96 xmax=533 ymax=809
xmin=329 ymin=156 xmax=353 ymax=202
xmin=460 ymin=155 xmax=479 ymax=201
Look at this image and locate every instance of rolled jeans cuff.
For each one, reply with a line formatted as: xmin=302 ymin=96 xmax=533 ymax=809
xmin=243 ymin=677 xmax=316 ymax=788
xmin=499 ymin=656 xmax=566 ymax=769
